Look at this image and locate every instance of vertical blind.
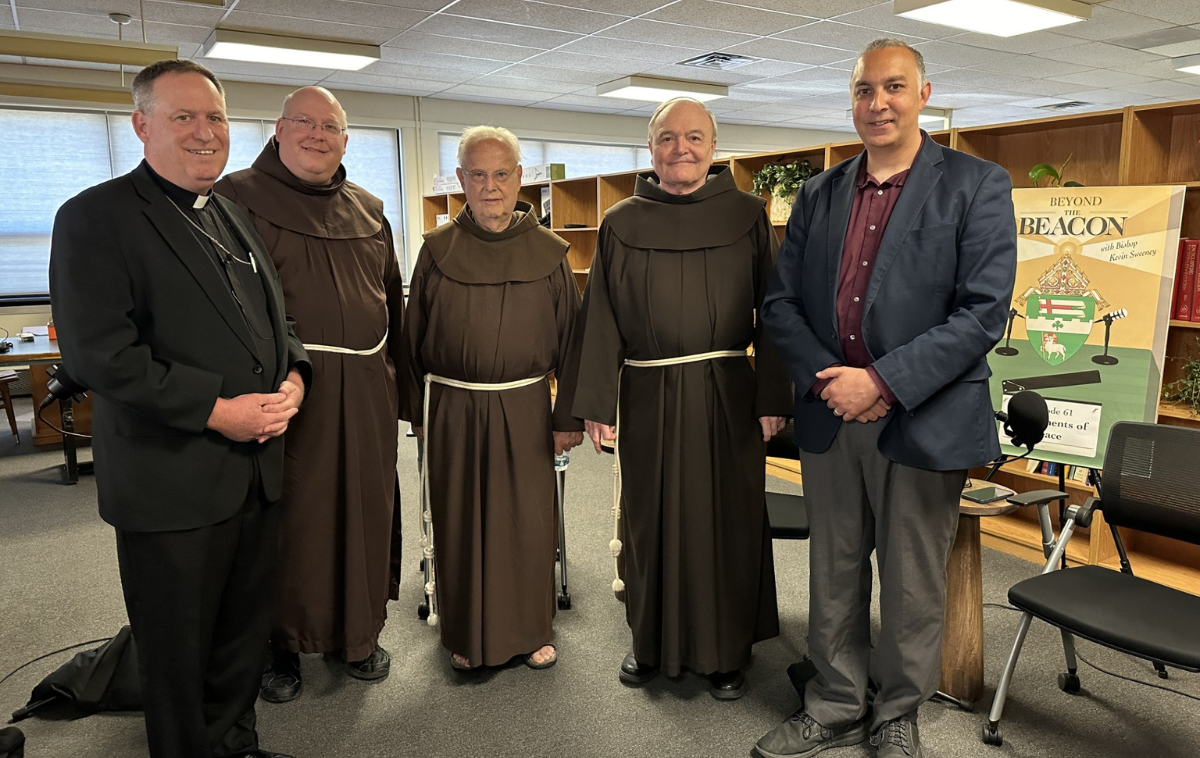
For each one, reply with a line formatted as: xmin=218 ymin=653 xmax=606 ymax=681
xmin=0 ymin=107 xmax=406 ymax=299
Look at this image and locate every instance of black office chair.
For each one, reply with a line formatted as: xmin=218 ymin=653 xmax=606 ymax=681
xmin=766 ymin=418 xmax=809 ymax=540
xmin=982 ymin=421 xmax=1200 ymax=747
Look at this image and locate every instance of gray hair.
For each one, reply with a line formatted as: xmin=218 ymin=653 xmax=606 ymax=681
xmin=132 ymin=59 xmax=224 ymax=114
xmin=850 ymin=38 xmax=927 ymax=90
xmin=457 ymin=125 xmax=522 ymax=167
xmin=647 ymin=97 xmax=718 ymax=141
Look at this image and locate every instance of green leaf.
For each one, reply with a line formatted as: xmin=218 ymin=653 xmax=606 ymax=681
xmin=1028 ymin=163 xmax=1061 ymax=185
xmin=1063 ymin=180 xmax=1084 ymax=187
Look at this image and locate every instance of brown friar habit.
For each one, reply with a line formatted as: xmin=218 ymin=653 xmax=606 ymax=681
xmin=215 ymin=139 xmax=405 ymax=661
xmin=565 ymin=165 xmax=791 ymax=676
xmin=402 ymin=201 xmax=583 ymax=666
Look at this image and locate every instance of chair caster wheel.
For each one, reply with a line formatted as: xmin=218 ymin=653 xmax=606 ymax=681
xmin=417 ymin=602 xmax=429 ymax=620
xmin=557 ymin=593 xmax=572 ymax=610
xmin=982 ymin=723 xmax=1002 ymax=746
xmin=1058 ymin=672 xmax=1081 ymax=693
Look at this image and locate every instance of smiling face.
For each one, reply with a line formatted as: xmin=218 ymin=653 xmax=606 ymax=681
xmin=132 ymin=71 xmax=229 ymax=194
xmin=851 ymin=45 xmax=931 ymax=160
xmin=275 ymin=86 xmax=348 ymax=185
xmin=648 ymin=100 xmax=716 ymax=195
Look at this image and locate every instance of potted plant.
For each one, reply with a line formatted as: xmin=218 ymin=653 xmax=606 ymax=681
xmin=1029 ymin=154 xmax=1083 ymax=188
xmin=1162 ymin=338 xmax=1200 ymax=416
xmin=752 ymin=160 xmax=816 ymax=225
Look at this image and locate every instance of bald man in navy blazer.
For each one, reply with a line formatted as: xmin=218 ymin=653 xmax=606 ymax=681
xmin=754 ymin=39 xmax=1016 ymax=758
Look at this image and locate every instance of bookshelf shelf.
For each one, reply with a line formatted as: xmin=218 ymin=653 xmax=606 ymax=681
xmin=1169 ymin=319 xmax=1200 ymax=329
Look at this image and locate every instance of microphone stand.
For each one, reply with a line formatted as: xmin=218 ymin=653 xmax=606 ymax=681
xmin=994 ymin=308 xmax=1020 ymax=356
xmin=1091 ymin=309 xmax=1127 ymax=365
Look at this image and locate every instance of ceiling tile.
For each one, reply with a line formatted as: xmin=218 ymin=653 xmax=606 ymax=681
xmin=202 ymin=58 xmax=336 ymax=82
xmin=1049 ymin=69 xmax=1151 ymax=89
xmin=499 ymin=62 xmax=614 ymax=84
xmin=967 ymin=56 xmax=1092 ymax=78
xmin=325 ymin=68 xmax=454 ymax=90
xmin=7 ymin=8 xmax=123 ymax=37
xmin=912 ymin=40 xmax=1021 ymax=69
xmin=644 ymin=0 xmax=814 ymax=37
xmin=232 ymin=0 xmax=428 ymax=31
xmin=539 ymin=92 xmax=642 ymax=111
xmin=378 ymin=48 xmax=513 ymax=74
xmin=1053 ymin=88 xmax=1141 ymax=105
xmin=535 ymin=99 xmax=628 ymax=114
xmin=1115 ymin=77 xmax=1200 ymax=100
xmin=1033 ymin=41 xmax=1165 ymax=68
xmin=980 ymin=77 xmax=1086 ymax=97
xmin=952 ymin=104 xmax=1046 ymax=126
xmin=740 ymin=0 xmax=879 ymax=16
xmin=411 ymin=13 xmax=581 ymax=49
xmin=520 ymin=50 xmax=647 ymax=75
xmin=360 ymin=0 xmax=458 ymax=11
xmin=828 ymin=2 xmax=966 ymax=41
xmin=464 ymin=73 xmax=583 ymax=94
xmin=384 ymin=31 xmax=543 ymax=62
xmin=539 ymin=0 xmax=673 ymax=15
xmin=939 ymin=30 xmax=1090 ymax=55
xmin=556 ymin=36 xmax=704 ymax=64
xmin=636 ymin=64 xmax=760 ymax=85
xmin=771 ymin=20 xmax=923 ymax=54
xmin=721 ymin=37 xmax=856 ymax=66
xmin=434 ymin=84 xmax=546 ymax=104
xmin=597 ymin=18 xmax=756 ymax=50
xmin=1102 ymin=0 xmax=1200 ymax=26
xmin=443 ymin=0 xmax=626 ymax=35
xmin=348 ymin=60 xmax=477 ymax=83
xmin=221 ymin=11 xmax=403 ymax=44
xmin=1054 ymin=5 xmax=1172 ymax=42
xmin=1104 ymin=57 xmax=1200 ymax=81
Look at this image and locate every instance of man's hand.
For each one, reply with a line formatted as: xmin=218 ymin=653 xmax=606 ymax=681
xmin=206 ymin=392 xmax=298 ymax=443
xmin=852 ymin=398 xmax=891 ymax=423
xmin=759 ymin=416 xmax=787 ymax=441
xmin=554 ymin=430 xmax=584 ymax=455
xmin=257 ymin=368 xmax=306 ymax=442
xmin=584 ymin=419 xmax=616 ymax=454
xmin=817 ymin=366 xmax=883 ymax=421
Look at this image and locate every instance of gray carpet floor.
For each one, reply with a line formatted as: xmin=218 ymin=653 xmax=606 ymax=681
xmin=1 ymin=395 xmax=1197 ymax=758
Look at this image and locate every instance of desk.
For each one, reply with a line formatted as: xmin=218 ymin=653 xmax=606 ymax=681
xmin=0 ymin=335 xmax=92 ymax=484
xmin=766 ymin=457 xmax=1011 ymax=708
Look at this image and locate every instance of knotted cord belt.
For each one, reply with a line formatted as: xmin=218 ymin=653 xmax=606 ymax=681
xmin=418 ymin=372 xmax=548 ymax=625
xmin=608 ymin=350 xmax=747 ymax=600
xmin=302 ymin=329 xmax=388 ymax=356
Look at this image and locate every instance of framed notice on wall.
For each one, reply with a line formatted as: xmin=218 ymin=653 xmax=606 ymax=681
xmin=988 ymin=186 xmax=1185 ymax=469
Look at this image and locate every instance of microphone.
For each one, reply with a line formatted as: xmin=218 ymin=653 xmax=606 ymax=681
xmin=39 ymin=365 xmax=88 ymax=410
xmin=995 ymin=390 xmax=1048 ymax=451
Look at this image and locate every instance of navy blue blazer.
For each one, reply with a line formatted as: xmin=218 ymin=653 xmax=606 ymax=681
xmin=761 ymin=135 xmax=1017 ymax=471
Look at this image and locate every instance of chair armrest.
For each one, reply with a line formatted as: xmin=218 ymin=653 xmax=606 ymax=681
xmin=1074 ymin=496 xmax=1101 ymax=528
xmin=1007 ymin=489 xmax=1069 ymax=507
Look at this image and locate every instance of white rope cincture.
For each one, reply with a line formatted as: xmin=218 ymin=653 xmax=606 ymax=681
xmin=609 ymin=349 xmax=747 ymax=601
xmin=420 ymin=371 xmax=547 ymax=627
xmin=303 ymin=329 xmax=388 ymax=356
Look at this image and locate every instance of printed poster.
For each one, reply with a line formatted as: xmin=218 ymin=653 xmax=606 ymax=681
xmin=988 ymin=186 xmax=1185 ymax=469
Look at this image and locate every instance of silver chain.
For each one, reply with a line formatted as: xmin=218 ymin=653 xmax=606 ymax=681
xmin=167 ymin=197 xmax=257 ymax=273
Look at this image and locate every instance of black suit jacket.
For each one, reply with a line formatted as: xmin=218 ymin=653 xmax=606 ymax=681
xmin=762 ymin=136 xmax=1017 ymax=471
xmin=49 ymin=162 xmax=311 ymax=532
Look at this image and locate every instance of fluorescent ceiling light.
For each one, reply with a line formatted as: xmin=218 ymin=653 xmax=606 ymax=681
xmin=1174 ymin=54 xmax=1200 ymax=76
xmin=597 ymin=75 xmax=727 ymax=102
xmin=0 ymin=29 xmax=176 ymax=67
xmin=895 ymin=0 xmax=1090 ymax=37
xmin=199 ymin=29 xmax=379 ymax=71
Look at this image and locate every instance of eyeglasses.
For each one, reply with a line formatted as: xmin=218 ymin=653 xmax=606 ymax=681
xmin=462 ymin=168 xmax=517 ymax=185
xmin=283 ymin=116 xmax=346 ymax=136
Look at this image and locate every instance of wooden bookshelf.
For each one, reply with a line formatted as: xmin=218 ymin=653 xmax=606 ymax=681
xmin=420 ymin=102 xmax=1200 ymax=595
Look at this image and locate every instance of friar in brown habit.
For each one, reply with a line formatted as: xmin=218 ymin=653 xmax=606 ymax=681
xmin=564 ymin=98 xmax=792 ymax=700
xmin=402 ymin=125 xmax=584 ymax=671
xmin=215 ymin=86 xmax=405 ymax=701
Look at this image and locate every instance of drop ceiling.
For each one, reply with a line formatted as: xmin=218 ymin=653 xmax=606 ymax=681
xmin=4 ymin=0 xmax=1200 ymax=131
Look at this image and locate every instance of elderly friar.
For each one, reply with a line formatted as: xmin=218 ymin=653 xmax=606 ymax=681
xmin=401 ymin=125 xmax=584 ymax=671
xmin=560 ymin=97 xmax=791 ymax=700
xmin=216 ymin=86 xmax=406 ymax=702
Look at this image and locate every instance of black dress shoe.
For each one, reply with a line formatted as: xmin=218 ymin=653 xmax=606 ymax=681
xmin=242 ymin=751 xmax=295 ymax=758
xmin=347 ymin=645 xmax=390 ymax=681
xmin=260 ymin=650 xmax=301 ymax=704
xmin=618 ymin=651 xmax=658 ymax=686
xmin=708 ymin=669 xmax=746 ymax=700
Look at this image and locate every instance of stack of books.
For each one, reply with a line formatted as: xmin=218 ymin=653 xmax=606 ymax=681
xmin=1171 ymin=239 xmax=1200 ymax=322
xmin=1024 ymin=459 xmax=1095 ymax=485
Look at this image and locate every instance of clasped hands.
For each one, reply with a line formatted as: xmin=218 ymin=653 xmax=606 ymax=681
xmin=206 ymin=368 xmax=306 ymax=443
xmin=817 ymin=365 xmax=890 ymax=423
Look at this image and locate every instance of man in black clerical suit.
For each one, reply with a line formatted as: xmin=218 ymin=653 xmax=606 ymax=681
xmin=49 ymin=59 xmax=310 ymax=758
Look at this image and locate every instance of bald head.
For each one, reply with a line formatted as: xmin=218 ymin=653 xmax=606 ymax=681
xmin=647 ymin=97 xmax=718 ymax=142
xmin=275 ymin=86 xmax=348 ymax=185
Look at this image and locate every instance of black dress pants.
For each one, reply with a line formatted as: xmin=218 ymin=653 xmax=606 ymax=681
xmin=116 ymin=473 xmax=280 ymax=758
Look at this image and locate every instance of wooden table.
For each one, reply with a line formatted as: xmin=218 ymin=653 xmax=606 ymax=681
xmin=0 ymin=335 xmax=93 ymax=484
xmin=940 ymin=497 xmax=1020 ymax=706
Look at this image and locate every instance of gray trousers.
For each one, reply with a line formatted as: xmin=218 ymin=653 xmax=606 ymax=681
xmin=800 ymin=419 xmax=965 ymax=731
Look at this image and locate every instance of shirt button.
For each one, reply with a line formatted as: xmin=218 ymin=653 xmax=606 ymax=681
xmin=862 ymin=260 xmax=869 ymax=266
xmin=253 ymin=364 xmax=263 ymax=374
xmin=849 ymin=334 xmax=856 ymax=340
xmin=853 ymin=296 xmax=860 ymax=303
xmin=877 ymin=189 xmax=883 ymax=196
xmin=869 ymin=225 xmax=876 ymax=231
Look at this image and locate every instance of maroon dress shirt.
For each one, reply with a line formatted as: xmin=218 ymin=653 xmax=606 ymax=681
xmin=815 ymin=162 xmax=909 ymax=406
